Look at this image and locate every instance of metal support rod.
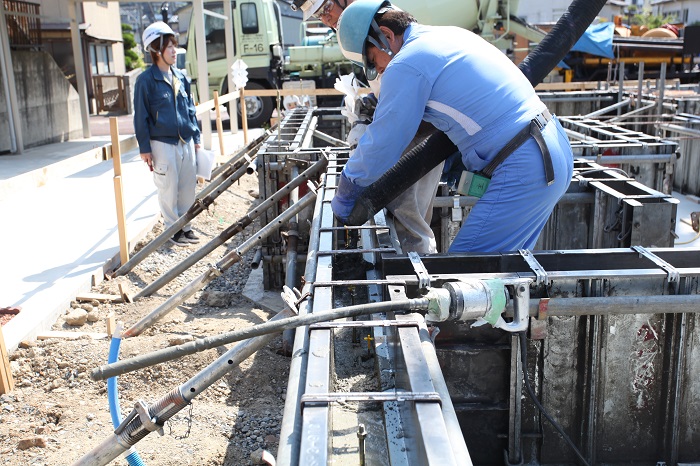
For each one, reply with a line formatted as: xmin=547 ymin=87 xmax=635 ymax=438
xmin=637 ymin=61 xmax=645 ymax=107
xmin=123 ymin=190 xmax=318 ymax=337
xmin=92 ymin=298 xmax=430 ymax=381
xmin=519 ymin=294 xmax=700 ymax=317
xmin=431 ymin=191 xmax=594 ymax=208
xmin=74 ymin=309 xmax=296 ymax=466
xmin=313 ymin=129 xmax=349 ymax=147
xmin=657 ymin=62 xmax=667 ymax=118
xmin=207 ymin=129 xmax=269 ymax=186
xmin=134 ymin=158 xmax=327 ymax=298
xmin=113 ymin=152 xmax=257 ymax=277
xmin=282 ymin=165 xmax=301 ymax=353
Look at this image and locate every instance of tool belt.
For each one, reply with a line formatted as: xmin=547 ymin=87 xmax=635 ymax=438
xmin=481 ymin=109 xmax=555 ymax=185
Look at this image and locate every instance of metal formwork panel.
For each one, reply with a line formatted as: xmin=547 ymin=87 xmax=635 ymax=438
xmin=535 ymin=160 xmax=678 ymax=250
xmin=538 ymin=90 xmax=618 ymax=117
xmin=658 ymin=110 xmax=700 ymax=196
xmin=379 ymin=249 xmax=700 ymax=464
xmin=559 ymin=117 xmax=678 ymax=194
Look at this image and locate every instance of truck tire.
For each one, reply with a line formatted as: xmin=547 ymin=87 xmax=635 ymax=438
xmin=235 ymin=81 xmax=274 ymax=128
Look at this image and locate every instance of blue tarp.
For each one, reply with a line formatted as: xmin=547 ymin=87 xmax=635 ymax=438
xmin=559 ymin=22 xmax=616 ymax=69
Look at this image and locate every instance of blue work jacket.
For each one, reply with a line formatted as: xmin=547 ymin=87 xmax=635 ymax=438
xmin=343 ymin=23 xmax=547 ymax=186
xmin=134 ymin=65 xmax=201 ymax=154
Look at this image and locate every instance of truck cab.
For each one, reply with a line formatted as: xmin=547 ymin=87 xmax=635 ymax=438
xmin=182 ymin=0 xmax=283 ymax=127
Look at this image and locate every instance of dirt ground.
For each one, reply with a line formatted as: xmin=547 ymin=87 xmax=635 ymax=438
xmin=0 ymin=171 xmax=291 ymax=465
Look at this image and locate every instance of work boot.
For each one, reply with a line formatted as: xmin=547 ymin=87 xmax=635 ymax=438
xmin=169 ymin=230 xmax=189 ymax=247
xmin=182 ymin=229 xmax=200 ymax=244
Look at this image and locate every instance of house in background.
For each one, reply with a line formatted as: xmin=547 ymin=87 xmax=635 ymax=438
xmin=1 ymin=0 xmax=126 ymax=153
xmin=38 ymin=0 xmax=125 ymax=111
xmin=651 ymin=0 xmax=700 ymax=25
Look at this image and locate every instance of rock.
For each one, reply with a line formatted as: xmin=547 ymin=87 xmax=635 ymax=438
xmin=168 ymin=334 xmax=195 ymax=346
xmin=265 ymin=434 xmax=277 ymax=444
xmin=17 ymin=436 xmax=47 ymax=450
xmin=64 ymin=309 xmax=88 ymax=326
xmin=35 ymin=426 xmax=51 ymax=435
xmin=80 ymin=303 xmax=94 ymax=312
xmin=201 ymin=291 xmax=232 ymax=307
xmin=86 ymin=311 xmax=100 ymax=322
xmin=70 ymin=301 xmax=80 ymax=309
xmin=18 ymin=340 xmax=35 ymax=349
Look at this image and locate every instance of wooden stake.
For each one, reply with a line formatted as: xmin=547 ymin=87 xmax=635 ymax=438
xmin=106 ymin=314 xmax=116 ymax=336
xmin=0 ymin=326 xmax=15 ymax=394
xmin=110 ymin=117 xmax=129 ymax=266
xmin=240 ymin=87 xmax=249 ymax=145
xmin=214 ymin=90 xmax=225 ymax=158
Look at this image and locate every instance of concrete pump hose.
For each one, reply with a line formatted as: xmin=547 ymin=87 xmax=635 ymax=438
xmin=345 ymin=0 xmax=608 ymax=226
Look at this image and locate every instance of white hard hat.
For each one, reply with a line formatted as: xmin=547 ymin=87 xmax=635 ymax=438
xmin=291 ymin=0 xmax=330 ymax=21
xmin=142 ymin=21 xmax=176 ymax=52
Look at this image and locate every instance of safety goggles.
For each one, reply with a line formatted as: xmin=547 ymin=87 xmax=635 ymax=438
xmin=311 ymin=0 xmax=335 ymax=19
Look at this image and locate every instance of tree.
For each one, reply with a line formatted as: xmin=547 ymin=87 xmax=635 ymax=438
xmin=122 ymin=23 xmax=144 ymax=71
xmin=628 ymin=6 xmax=677 ymax=30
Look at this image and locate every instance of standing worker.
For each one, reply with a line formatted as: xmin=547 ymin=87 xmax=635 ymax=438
xmin=292 ymin=0 xmax=446 ymax=254
xmin=333 ymin=0 xmax=574 ymax=252
xmin=134 ymin=21 xmax=201 ymax=247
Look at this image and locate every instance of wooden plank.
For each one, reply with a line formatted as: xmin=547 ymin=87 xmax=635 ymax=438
xmin=36 ymin=331 xmax=109 ymax=341
xmin=75 ymin=293 xmax=122 ymax=303
xmin=0 ymin=326 xmax=15 ymax=394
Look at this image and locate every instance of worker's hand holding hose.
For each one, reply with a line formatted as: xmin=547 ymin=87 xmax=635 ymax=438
xmin=140 ymin=152 xmax=153 ymax=171
xmin=331 ymin=171 xmax=366 ymax=225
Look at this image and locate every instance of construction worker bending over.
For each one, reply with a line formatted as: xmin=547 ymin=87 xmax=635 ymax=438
xmin=134 ymin=21 xmax=201 ymax=247
xmin=332 ymin=0 xmax=574 ymax=252
xmin=293 ymin=0 xmax=445 ymax=254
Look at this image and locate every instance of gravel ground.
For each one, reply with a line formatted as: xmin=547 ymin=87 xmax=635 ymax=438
xmin=0 ymin=172 xmax=291 ymax=465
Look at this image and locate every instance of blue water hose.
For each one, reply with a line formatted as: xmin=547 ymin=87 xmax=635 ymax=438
xmin=108 ymin=324 xmax=146 ymax=466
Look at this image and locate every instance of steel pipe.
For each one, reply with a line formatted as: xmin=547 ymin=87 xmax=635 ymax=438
xmin=74 ymin=309 xmax=296 ymax=466
xmin=520 ymin=294 xmax=700 ymax=317
xmin=113 ymin=151 xmax=257 ymax=277
xmin=123 ymin=190 xmax=318 ymax=337
xmin=134 ymin=157 xmax=327 ymax=298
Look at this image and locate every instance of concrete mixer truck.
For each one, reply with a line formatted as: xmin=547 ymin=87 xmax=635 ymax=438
xmin=182 ymin=0 xmax=545 ymax=127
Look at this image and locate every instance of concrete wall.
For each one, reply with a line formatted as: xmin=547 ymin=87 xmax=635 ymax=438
xmin=0 ymin=51 xmax=83 ymax=152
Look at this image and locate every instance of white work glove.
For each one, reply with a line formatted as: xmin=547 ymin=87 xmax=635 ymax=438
xmin=347 ymin=123 xmax=368 ymax=148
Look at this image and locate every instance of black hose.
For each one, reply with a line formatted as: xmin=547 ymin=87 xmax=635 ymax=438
xmin=343 ymin=0 xmax=608 ymax=226
xmin=518 ymin=0 xmax=609 ymax=86
xmin=345 ymin=128 xmax=456 ymax=225
xmin=519 ymin=332 xmax=590 ymax=466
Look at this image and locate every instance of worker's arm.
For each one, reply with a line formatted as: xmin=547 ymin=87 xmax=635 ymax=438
xmin=332 ymin=65 xmax=431 ymax=222
xmin=133 ymin=75 xmax=153 ymax=155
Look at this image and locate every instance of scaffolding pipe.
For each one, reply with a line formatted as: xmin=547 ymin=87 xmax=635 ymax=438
xmin=74 ymin=308 xmax=296 ymax=466
xmin=209 ymin=129 xmax=270 ymax=180
xmin=92 ymin=298 xmax=430 ymax=381
xmin=521 ymin=294 xmax=700 ymax=317
xmin=250 ymin=247 xmax=263 ymax=269
xmin=134 ymin=157 xmax=327 ymax=298
xmin=123 ymin=189 xmax=318 ymax=338
xmin=113 ymin=151 xmax=258 ymax=277
xmin=282 ymin=165 xmax=301 ymax=354
xmin=431 ymin=192 xmax=595 ymax=209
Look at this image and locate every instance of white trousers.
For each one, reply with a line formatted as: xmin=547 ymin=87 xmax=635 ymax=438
xmin=150 ymin=139 xmax=197 ymax=232
xmin=387 ymin=161 xmax=443 ymax=254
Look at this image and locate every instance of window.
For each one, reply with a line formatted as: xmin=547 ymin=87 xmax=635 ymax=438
xmin=89 ymin=43 xmax=112 ymax=75
xmin=204 ymin=5 xmax=227 ymax=61
xmin=241 ymin=3 xmax=259 ymax=34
